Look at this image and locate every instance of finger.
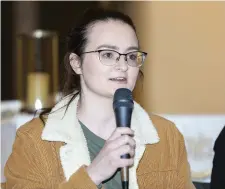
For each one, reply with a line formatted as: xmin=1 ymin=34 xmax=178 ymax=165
xmin=107 ymin=135 xmax=136 ymax=150
xmin=114 ymin=145 xmax=135 ymax=158
xmin=108 ymin=127 xmax=134 ymax=141
xmin=118 ymin=158 xmax=134 ymax=168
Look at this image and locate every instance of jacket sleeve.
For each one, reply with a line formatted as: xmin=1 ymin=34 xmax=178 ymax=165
xmin=176 ymin=131 xmax=196 ymax=189
xmin=4 ymin=128 xmax=98 ymax=189
xmin=210 ymin=126 xmax=225 ymax=189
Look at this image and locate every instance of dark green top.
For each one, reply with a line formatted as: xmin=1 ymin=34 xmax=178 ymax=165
xmin=79 ymin=120 xmax=122 ymax=189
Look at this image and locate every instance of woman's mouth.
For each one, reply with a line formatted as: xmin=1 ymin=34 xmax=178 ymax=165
xmin=109 ymin=77 xmax=127 ymax=83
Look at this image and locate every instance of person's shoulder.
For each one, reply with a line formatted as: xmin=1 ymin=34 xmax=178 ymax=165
xmin=16 ymin=117 xmax=45 ymax=140
xmin=214 ymin=125 xmax=225 ymax=151
xmin=150 ymin=114 xmax=175 ymax=126
xmin=149 ymin=114 xmax=183 ymax=141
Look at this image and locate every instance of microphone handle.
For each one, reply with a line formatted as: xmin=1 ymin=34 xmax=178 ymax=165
xmin=114 ymin=106 xmax=133 ymax=189
xmin=121 ymin=151 xmax=130 ymax=189
xmin=121 ymin=167 xmax=129 ymax=189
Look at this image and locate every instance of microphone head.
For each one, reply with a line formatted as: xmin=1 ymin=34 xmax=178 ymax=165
xmin=113 ymin=88 xmax=134 ymax=110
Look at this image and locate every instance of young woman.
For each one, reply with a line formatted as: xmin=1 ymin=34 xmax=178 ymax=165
xmin=4 ymin=8 xmax=195 ymax=189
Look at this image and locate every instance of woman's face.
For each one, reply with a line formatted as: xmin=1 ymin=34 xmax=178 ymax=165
xmin=74 ymin=20 xmax=140 ymax=98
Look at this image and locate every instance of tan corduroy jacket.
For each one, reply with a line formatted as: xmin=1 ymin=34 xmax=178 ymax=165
xmin=4 ymin=96 xmax=195 ymax=189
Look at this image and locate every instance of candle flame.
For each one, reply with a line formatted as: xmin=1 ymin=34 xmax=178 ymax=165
xmin=35 ymin=99 xmax=42 ymax=110
xmin=34 ymin=30 xmax=43 ymax=38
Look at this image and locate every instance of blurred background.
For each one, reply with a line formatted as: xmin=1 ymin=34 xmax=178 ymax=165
xmin=1 ymin=1 xmax=225 ymax=189
xmin=2 ymin=1 xmax=123 ymax=103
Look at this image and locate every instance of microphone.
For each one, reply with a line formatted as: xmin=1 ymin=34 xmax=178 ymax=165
xmin=113 ymin=88 xmax=134 ymax=189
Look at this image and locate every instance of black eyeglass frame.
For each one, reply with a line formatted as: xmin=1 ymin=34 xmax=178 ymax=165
xmin=80 ymin=49 xmax=148 ymax=67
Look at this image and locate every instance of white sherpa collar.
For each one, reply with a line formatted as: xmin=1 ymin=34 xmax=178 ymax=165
xmin=41 ymin=95 xmax=160 ymax=189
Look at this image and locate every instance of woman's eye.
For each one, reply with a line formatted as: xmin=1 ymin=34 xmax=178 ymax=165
xmin=129 ymin=54 xmax=137 ymax=60
xmin=102 ymin=52 xmax=114 ymax=59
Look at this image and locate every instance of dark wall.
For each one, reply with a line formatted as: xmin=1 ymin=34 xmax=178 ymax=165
xmin=39 ymin=1 xmax=99 ymax=91
xmin=1 ymin=1 xmax=124 ymax=100
xmin=1 ymin=1 xmax=98 ymax=100
xmin=1 ymin=1 xmax=13 ymax=100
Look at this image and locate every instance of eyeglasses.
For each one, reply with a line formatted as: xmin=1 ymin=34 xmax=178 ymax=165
xmin=81 ymin=49 xmax=147 ymax=67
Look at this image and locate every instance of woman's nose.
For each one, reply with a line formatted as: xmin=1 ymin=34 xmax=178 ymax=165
xmin=115 ymin=55 xmax=128 ymax=71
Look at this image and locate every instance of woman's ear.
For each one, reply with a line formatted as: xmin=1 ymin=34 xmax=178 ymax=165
xmin=69 ymin=53 xmax=82 ymax=75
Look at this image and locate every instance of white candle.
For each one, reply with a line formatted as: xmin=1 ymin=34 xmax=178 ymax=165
xmin=26 ymin=72 xmax=50 ymax=110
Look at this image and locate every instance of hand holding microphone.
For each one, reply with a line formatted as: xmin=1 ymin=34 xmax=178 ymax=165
xmin=86 ymin=88 xmax=135 ymax=189
xmin=86 ymin=127 xmax=135 ymax=186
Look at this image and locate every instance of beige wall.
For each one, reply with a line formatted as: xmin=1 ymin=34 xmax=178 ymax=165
xmin=125 ymin=1 xmax=225 ymax=114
